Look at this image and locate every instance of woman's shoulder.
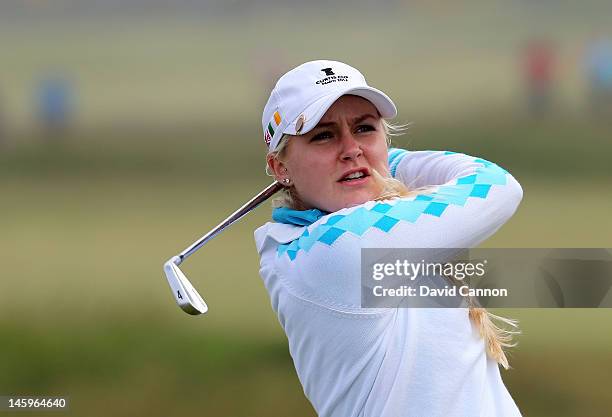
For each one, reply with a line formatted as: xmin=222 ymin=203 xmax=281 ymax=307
xmin=254 ymin=201 xmax=405 ymax=262
xmin=254 ymin=221 xmax=305 ymax=255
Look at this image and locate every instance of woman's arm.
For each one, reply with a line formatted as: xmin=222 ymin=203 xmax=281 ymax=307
xmin=279 ymin=149 xmax=523 ymax=257
xmin=388 ymin=148 xmax=510 ymax=189
xmin=271 ymin=149 xmax=522 ymax=309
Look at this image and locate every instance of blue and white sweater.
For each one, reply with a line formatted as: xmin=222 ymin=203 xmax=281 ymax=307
xmin=254 ymin=149 xmax=524 ymax=417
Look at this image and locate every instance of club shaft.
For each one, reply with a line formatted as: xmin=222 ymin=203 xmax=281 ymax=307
xmin=177 ymin=181 xmax=283 ymax=263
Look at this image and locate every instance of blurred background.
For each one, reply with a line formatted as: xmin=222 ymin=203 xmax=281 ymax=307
xmin=1 ymin=1 xmax=611 ymax=416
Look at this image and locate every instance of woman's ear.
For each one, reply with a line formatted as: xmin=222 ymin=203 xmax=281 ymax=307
xmin=266 ymin=153 xmax=288 ymax=181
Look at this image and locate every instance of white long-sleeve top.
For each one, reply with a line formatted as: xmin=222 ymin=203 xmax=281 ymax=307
xmin=254 ymin=149 xmax=524 ymax=417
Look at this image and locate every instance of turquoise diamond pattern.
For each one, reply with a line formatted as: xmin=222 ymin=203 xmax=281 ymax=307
xmin=371 ymin=203 xmax=393 ymax=214
xmin=277 ymin=155 xmax=509 ymax=260
xmin=385 ymin=199 xmax=429 ymax=222
xmin=470 ymin=184 xmax=492 ymax=198
xmin=319 ymin=227 xmax=345 ymax=246
xmin=457 ymin=174 xmax=477 ymax=184
xmin=333 ymin=207 xmax=385 ymax=236
xmin=373 ymin=215 xmax=400 ymax=232
xmin=434 ymin=185 xmax=472 ymax=205
xmin=296 ymin=226 xmax=325 ymax=252
xmin=415 ymin=194 xmax=434 ymax=201
xmin=325 ymin=215 xmax=344 ymax=225
xmin=423 ymin=201 xmax=449 ymax=217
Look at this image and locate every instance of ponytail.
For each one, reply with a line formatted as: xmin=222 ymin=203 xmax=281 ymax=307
xmin=468 ymin=307 xmax=520 ymax=369
xmin=370 ymin=169 xmax=521 ymax=369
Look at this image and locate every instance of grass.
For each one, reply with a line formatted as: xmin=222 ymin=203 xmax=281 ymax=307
xmin=0 ymin=320 xmax=314 ymax=417
xmin=0 ymin=315 xmax=610 ymax=417
xmin=1 ymin=162 xmax=611 ymax=416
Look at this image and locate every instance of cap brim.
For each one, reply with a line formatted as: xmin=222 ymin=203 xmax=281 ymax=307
xmin=283 ymin=86 xmax=397 ymax=136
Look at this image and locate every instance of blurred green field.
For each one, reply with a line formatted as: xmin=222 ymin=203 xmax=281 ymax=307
xmin=2 ymin=116 xmax=612 ymax=180
xmin=2 ymin=3 xmax=612 ymax=130
xmin=2 ymin=4 xmax=612 ymax=416
xmin=1 ymin=122 xmax=611 ymax=417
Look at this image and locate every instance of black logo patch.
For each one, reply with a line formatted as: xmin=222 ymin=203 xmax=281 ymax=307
xmin=316 ymin=67 xmax=349 ymax=86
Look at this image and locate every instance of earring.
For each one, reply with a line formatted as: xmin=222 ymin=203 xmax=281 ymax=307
xmin=283 ymin=178 xmax=291 ymax=185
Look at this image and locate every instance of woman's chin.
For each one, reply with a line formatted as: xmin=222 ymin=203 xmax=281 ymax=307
xmin=333 ymin=192 xmax=379 ymax=211
xmin=313 ymin=183 xmax=382 ymax=212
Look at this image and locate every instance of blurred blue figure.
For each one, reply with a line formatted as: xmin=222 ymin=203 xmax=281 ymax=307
xmin=36 ymin=74 xmax=75 ymax=138
xmin=585 ymin=36 xmax=612 ymax=116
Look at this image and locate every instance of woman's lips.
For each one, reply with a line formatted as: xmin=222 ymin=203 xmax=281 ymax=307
xmin=338 ymin=167 xmax=370 ymax=182
xmin=338 ymin=176 xmax=370 ymax=186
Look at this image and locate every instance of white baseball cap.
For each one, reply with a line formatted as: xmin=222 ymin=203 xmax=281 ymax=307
xmin=262 ymin=60 xmax=397 ymax=152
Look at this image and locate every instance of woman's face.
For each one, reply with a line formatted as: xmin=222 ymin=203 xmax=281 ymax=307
xmin=269 ymin=95 xmax=390 ymax=213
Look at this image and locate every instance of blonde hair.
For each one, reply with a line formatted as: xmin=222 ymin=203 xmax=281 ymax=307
xmin=267 ymin=120 xmax=520 ymax=369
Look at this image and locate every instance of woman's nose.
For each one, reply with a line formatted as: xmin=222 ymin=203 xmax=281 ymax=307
xmin=339 ymin=133 xmax=363 ymax=161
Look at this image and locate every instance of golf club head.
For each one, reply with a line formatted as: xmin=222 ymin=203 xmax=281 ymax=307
xmin=163 ymin=256 xmax=208 ymax=315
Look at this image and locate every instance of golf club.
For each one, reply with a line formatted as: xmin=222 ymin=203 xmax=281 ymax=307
xmin=163 ymin=181 xmax=283 ymax=315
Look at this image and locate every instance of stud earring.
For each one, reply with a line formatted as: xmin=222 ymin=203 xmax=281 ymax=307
xmin=283 ymin=178 xmax=291 ymax=185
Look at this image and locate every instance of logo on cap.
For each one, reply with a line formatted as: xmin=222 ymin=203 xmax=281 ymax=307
xmin=316 ymin=67 xmax=349 ymax=86
xmin=264 ymin=110 xmax=282 ymax=147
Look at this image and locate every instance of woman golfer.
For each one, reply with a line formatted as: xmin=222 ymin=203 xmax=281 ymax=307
xmin=255 ymin=60 xmax=523 ymax=417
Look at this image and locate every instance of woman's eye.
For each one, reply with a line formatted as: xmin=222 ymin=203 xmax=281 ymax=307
xmin=311 ymin=131 xmax=333 ymax=141
xmin=356 ymin=124 xmax=375 ymax=133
